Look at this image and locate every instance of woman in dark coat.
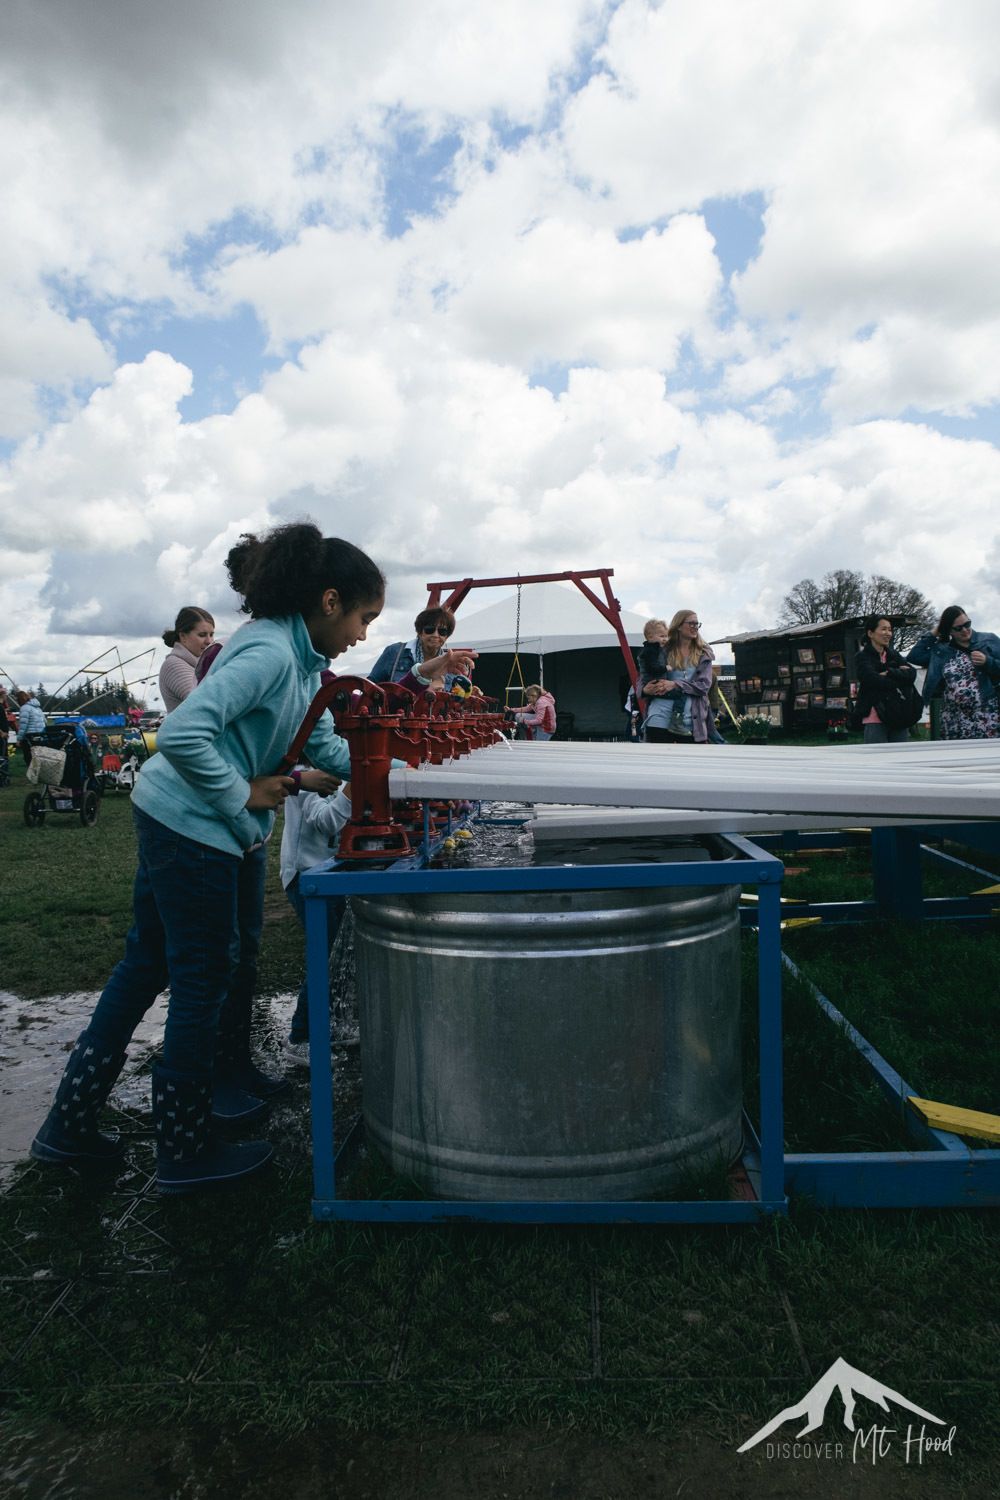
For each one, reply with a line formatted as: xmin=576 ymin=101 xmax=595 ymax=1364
xmin=854 ymin=615 xmax=919 ymax=743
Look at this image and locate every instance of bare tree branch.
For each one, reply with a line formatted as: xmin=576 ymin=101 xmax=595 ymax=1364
xmin=779 ymin=570 xmax=935 ymax=649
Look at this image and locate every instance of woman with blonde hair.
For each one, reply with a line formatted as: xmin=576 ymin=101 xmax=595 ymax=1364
xmin=639 ymin=610 xmax=714 ymax=744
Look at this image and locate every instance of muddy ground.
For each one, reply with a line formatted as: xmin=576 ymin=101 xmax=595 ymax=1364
xmin=0 ymin=1416 xmax=985 ymax=1500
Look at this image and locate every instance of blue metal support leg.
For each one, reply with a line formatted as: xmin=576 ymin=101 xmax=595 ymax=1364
xmin=306 ymin=893 xmax=335 ymax=1210
xmin=871 ymin=827 xmax=925 ymax=920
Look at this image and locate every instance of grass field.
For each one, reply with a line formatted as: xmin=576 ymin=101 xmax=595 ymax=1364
xmin=1 ymin=751 xmax=999 ymax=1496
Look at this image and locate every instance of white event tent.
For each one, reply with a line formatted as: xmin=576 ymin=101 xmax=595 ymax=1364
xmin=452 ymin=583 xmax=650 ymax=736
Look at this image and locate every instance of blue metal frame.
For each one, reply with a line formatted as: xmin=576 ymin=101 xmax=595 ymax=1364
xmin=300 ymin=817 xmax=1000 ymax=1220
xmin=301 ymin=830 xmax=788 ymax=1224
xmin=781 ymin=954 xmax=1000 ymax=1207
xmin=746 ymin=822 xmax=1000 ymax=924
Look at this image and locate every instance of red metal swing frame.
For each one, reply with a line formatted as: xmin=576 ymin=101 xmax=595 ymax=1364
xmin=425 ymin=569 xmax=640 ymax=697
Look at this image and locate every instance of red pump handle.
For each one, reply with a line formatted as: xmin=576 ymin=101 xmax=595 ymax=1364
xmin=277 ymin=673 xmax=415 ymax=774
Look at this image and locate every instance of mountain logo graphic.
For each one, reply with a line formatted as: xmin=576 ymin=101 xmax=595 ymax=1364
xmin=738 ymin=1356 xmax=945 ymax=1453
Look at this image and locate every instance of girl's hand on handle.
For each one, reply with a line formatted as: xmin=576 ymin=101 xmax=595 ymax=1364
xmin=246 ymin=775 xmax=295 ymax=810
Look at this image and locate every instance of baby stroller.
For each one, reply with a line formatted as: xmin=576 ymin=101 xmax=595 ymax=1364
xmin=96 ymin=749 xmax=125 ymax=794
xmin=115 ymin=730 xmax=152 ymax=793
xmin=23 ymin=726 xmax=101 ymax=828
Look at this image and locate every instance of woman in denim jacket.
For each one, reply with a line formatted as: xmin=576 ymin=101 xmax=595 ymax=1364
xmin=369 ymin=605 xmax=457 ymax=685
xmin=907 ymin=605 xmax=1000 ymax=740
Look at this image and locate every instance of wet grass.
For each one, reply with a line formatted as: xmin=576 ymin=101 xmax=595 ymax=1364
xmin=781 ymin=922 xmax=1000 ymax=1115
xmin=3 ymin=1167 xmax=999 ymax=1475
xmin=1 ymin=765 xmax=999 ymax=1486
xmin=773 ymin=837 xmax=1000 ymax=1116
xmin=741 ymin=941 xmax=907 ymax=1155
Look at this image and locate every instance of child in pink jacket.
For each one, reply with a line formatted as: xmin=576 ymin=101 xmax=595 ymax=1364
xmin=514 ymin=684 xmax=557 ymax=741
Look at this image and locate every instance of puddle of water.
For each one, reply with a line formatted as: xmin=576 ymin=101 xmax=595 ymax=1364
xmin=0 ymin=990 xmax=167 ymax=1183
xmin=0 ymin=990 xmax=322 ymax=1183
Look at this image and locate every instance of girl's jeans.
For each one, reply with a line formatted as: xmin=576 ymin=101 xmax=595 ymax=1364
xmin=284 ymin=876 xmax=346 ymax=1043
xmin=87 ymin=806 xmax=242 ymax=1079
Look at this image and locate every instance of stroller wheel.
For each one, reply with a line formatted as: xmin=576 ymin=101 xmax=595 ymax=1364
xmin=79 ymin=789 xmax=99 ymax=827
xmin=24 ymin=792 xmax=46 ymax=827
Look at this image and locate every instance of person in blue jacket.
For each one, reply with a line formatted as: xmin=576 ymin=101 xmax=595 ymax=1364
xmin=15 ymin=690 xmax=46 ymax=763
xmin=31 ymin=522 xmax=470 ymax=1194
xmin=907 ymin=605 xmax=1000 ymax=740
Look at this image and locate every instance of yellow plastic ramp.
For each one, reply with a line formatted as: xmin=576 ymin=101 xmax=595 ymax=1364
xmin=908 ymin=1097 xmax=1000 ymax=1145
xmin=739 ymin=892 xmax=807 ymax=906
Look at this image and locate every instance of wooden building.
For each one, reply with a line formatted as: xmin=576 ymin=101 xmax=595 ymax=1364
xmin=720 ymin=617 xmax=915 ymax=733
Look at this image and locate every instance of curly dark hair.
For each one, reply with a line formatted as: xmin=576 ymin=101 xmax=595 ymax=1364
xmin=935 ymin=604 xmax=969 ymax=641
xmin=226 ymin=522 xmax=385 ymax=619
xmin=162 ymin=606 xmax=215 ymax=648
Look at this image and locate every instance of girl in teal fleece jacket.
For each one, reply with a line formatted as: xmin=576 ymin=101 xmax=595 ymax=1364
xmin=32 ymin=522 xmax=472 ymax=1194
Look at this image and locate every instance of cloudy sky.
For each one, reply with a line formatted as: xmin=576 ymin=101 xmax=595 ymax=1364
xmin=2 ymin=0 xmax=999 ymax=703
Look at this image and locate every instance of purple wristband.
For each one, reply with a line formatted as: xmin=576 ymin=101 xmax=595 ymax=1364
xmin=289 ymin=769 xmax=302 ymax=796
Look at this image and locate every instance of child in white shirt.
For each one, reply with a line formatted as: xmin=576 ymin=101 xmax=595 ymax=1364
xmin=279 ymin=768 xmax=352 ymax=1065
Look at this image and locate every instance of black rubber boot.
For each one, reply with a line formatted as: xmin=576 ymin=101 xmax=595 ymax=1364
xmin=30 ymin=1029 xmax=128 ymax=1167
xmin=153 ymin=1060 xmax=272 ymax=1195
xmin=215 ymin=1004 xmax=290 ymax=1103
xmin=211 ymin=1078 xmax=268 ymax=1126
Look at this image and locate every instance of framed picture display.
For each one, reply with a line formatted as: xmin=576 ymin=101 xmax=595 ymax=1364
xmin=777 ymin=663 xmax=791 ymax=679
xmin=764 ymin=688 xmax=784 ymax=702
xmin=826 ymin=695 xmax=848 ymax=710
xmin=827 ymin=672 xmax=844 ymax=688
xmin=825 ymin=651 xmax=845 ymax=669
xmin=759 ymin=703 xmax=784 ymax=726
xmin=810 ymin=692 xmax=825 ymax=706
xmin=797 ymin=647 xmax=817 ymax=665
xmin=794 ymin=693 xmax=809 ymax=709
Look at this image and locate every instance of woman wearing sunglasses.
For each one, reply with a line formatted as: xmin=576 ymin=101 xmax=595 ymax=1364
xmin=908 ymin=606 xmax=1000 ymax=739
xmin=368 ymin=606 xmax=459 ymax=687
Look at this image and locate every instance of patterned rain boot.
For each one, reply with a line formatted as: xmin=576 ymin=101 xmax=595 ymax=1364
xmin=30 ymin=1029 xmax=128 ymax=1167
xmin=153 ymin=1059 xmax=273 ymax=1195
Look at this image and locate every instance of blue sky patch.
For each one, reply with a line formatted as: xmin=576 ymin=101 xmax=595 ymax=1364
xmin=382 ymin=118 xmax=463 ymax=238
xmin=700 ymin=192 xmax=767 ymax=281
